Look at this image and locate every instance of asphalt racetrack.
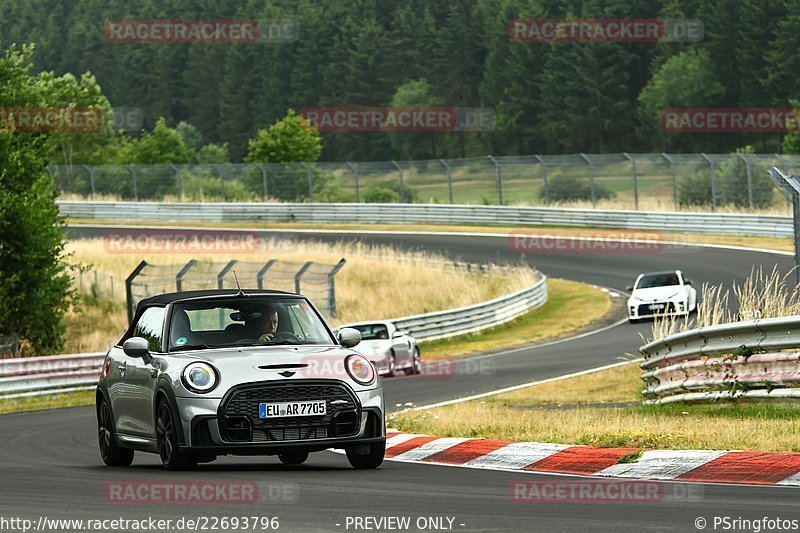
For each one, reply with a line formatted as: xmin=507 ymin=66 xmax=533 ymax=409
xmin=0 ymin=226 xmax=796 ymax=532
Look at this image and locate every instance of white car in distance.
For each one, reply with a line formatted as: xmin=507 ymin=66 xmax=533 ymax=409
xmin=627 ymin=270 xmax=697 ymax=323
xmin=336 ymin=321 xmax=422 ymax=377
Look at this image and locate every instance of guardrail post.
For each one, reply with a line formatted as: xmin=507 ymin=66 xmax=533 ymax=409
xmin=579 ymin=154 xmax=597 ymax=207
xmin=439 ymin=159 xmax=453 ymax=204
xmin=326 ymin=258 xmax=347 ymax=317
xmin=768 ymin=168 xmax=800 ymax=285
xmin=301 ymin=163 xmax=314 ymax=201
xmin=258 ymin=164 xmax=268 ymax=200
xmin=127 ymin=165 xmax=139 ymax=201
xmin=662 ymin=153 xmax=677 ymax=208
xmin=294 ymin=261 xmax=314 ymax=294
xmin=624 ymin=153 xmax=639 ymax=210
xmin=391 ymin=161 xmax=405 ymax=202
xmin=700 ymin=154 xmax=717 ymax=211
xmin=125 ymin=260 xmax=148 ymax=324
xmin=487 ymin=155 xmax=503 ymax=205
xmin=171 ymin=164 xmax=183 ymax=200
xmin=176 ymin=260 xmax=197 ymax=292
xmin=257 ymin=259 xmax=277 ymax=289
xmin=347 ymin=163 xmax=360 ymax=203
xmin=83 ymin=165 xmax=96 ymax=198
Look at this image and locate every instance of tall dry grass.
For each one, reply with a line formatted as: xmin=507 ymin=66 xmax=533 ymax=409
xmin=66 ymin=237 xmax=539 ymax=329
xmin=649 ymin=266 xmax=800 ymax=342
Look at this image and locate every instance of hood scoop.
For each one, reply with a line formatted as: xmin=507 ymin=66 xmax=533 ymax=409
xmin=258 ymin=363 xmax=310 ymax=370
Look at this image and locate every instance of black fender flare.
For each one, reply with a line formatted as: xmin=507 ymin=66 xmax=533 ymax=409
xmin=153 ymin=378 xmax=188 ymax=446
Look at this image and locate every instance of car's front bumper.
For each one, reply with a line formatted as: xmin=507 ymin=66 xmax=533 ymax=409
xmin=628 ymin=300 xmax=687 ymax=320
xmin=174 ymin=387 xmax=385 ymax=455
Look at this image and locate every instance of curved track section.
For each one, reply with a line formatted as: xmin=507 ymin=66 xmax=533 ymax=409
xmin=0 ymin=226 xmax=794 ymax=532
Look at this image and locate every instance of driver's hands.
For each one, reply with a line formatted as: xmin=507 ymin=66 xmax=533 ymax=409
xmin=259 ymin=333 xmax=274 ymax=341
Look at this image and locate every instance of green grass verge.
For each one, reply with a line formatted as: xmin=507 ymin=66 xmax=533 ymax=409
xmin=0 ymin=390 xmax=95 ymax=416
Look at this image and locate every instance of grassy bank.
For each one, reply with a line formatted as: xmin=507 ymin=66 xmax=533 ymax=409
xmin=389 ymin=362 xmax=800 ymax=451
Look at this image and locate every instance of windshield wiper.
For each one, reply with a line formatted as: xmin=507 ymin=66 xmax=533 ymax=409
xmin=169 ymin=343 xmax=215 ymax=352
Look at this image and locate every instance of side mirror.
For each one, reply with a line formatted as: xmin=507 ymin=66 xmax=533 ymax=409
xmin=337 ymin=327 xmax=361 ymax=348
xmin=123 ymin=337 xmax=152 ymax=363
xmin=393 ymin=330 xmax=409 ymax=338
xmin=626 ymin=285 xmax=634 ymax=292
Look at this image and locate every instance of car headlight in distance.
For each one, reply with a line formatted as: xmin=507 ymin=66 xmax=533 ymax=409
xmin=345 ymin=354 xmax=376 ymax=385
xmin=182 ymin=362 xmax=219 ymax=393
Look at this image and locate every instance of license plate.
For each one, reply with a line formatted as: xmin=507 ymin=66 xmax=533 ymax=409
xmin=648 ymin=304 xmax=666 ymax=311
xmin=259 ymin=400 xmax=326 ymax=418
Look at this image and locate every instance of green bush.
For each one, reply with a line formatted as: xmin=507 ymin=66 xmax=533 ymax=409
xmin=181 ymin=173 xmax=256 ymax=201
xmin=539 ymin=174 xmax=614 ymax=203
xmin=363 ymin=187 xmax=400 ymax=203
xmin=678 ymin=170 xmax=713 ymax=207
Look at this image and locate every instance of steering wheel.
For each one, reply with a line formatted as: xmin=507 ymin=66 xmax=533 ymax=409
xmin=270 ymin=331 xmax=302 ymax=342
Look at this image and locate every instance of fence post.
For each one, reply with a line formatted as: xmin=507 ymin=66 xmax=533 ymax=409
xmin=624 ymin=153 xmax=639 ymax=210
xmin=301 ymin=163 xmax=314 ymax=201
xmin=171 ymin=164 xmax=183 ymax=200
xmin=347 ymin=163 xmax=360 ymax=203
xmin=701 ymin=154 xmax=717 ymax=211
xmin=257 ymin=259 xmax=277 ymax=289
xmin=258 ymin=164 xmax=268 ymax=200
xmin=217 ymin=260 xmax=238 ymax=289
xmin=662 ymin=153 xmax=676 ymax=208
xmin=487 ymin=155 xmax=503 ymax=205
xmin=125 ymin=260 xmax=148 ymax=324
xmin=391 ymin=161 xmax=405 ymax=202
xmin=176 ymin=260 xmax=197 ymax=292
xmin=579 ymin=154 xmax=596 ymax=207
xmin=216 ymin=164 xmax=226 ymax=202
xmin=439 ymin=159 xmax=453 ymax=204
xmin=737 ymin=153 xmax=754 ymax=209
xmin=294 ymin=261 xmax=314 ymax=294
xmin=768 ymin=168 xmax=800 ymax=285
xmin=776 ymin=154 xmax=790 ymax=210
xmin=83 ymin=165 xmax=96 ymax=198
xmin=110 ymin=275 xmax=114 ymax=299
xmin=127 ymin=165 xmax=139 ymax=201
xmin=327 ymin=258 xmax=347 ymax=317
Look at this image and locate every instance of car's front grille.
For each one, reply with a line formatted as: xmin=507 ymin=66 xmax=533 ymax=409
xmin=637 ymin=302 xmax=676 ymax=316
xmin=219 ymin=381 xmax=360 ymax=443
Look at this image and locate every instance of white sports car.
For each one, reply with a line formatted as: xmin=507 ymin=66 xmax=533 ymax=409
xmin=336 ymin=321 xmax=421 ymax=377
xmin=626 ymin=270 xmax=697 ymax=322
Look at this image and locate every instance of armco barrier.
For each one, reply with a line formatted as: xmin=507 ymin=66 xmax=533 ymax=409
xmin=640 ymin=316 xmax=800 ymax=404
xmin=0 ymin=277 xmax=547 ymax=399
xmin=58 ymin=201 xmax=793 ymax=238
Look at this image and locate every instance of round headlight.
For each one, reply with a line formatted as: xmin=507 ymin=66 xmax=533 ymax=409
xmin=345 ymin=354 xmax=376 ymax=385
xmin=182 ymin=362 xmax=218 ymax=393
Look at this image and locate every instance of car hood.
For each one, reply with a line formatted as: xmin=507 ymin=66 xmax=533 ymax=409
xmin=355 ymin=340 xmax=392 ymax=355
xmin=163 ymin=345 xmax=375 ymax=396
xmin=629 ymin=286 xmax=682 ymax=301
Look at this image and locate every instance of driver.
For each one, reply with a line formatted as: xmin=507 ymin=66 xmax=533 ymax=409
xmin=258 ymin=306 xmax=280 ymax=342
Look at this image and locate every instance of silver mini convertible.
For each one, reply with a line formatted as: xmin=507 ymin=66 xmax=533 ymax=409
xmin=96 ymin=289 xmax=386 ymax=470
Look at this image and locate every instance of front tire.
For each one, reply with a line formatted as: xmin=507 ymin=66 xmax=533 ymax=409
xmin=278 ymin=450 xmax=309 ymax=465
xmin=346 ymin=441 xmax=385 ymax=470
xmin=97 ymin=398 xmax=134 ymax=467
xmin=156 ymin=400 xmax=196 ymax=470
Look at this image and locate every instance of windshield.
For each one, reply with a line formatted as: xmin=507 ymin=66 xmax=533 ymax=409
xmin=167 ymin=297 xmax=334 ymax=351
xmin=636 ymin=273 xmax=680 ymax=289
xmin=350 ymin=324 xmax=390 ymax=341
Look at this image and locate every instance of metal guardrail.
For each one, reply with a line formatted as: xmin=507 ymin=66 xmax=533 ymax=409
xmin=59 ymin=201 xmax=793 ymax=238
xmin=392 ymin=275 xmax=547 ymax=342
xmin=0 ymin=276 xmax=547 ymax=399
xmin=640 ymin=316 xmax=800 ymax=404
